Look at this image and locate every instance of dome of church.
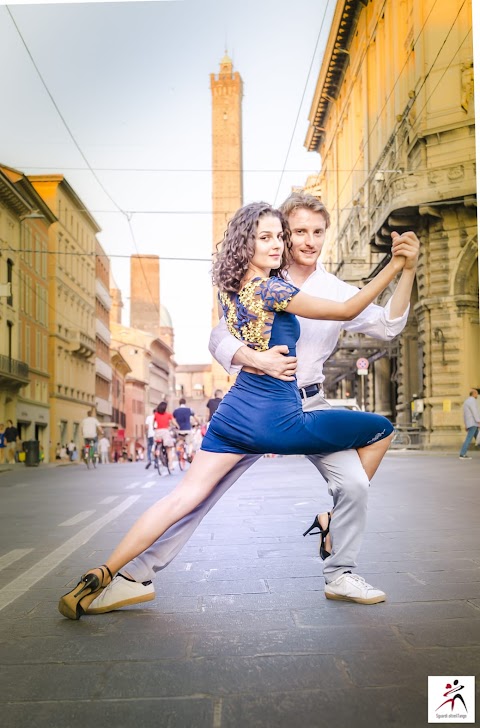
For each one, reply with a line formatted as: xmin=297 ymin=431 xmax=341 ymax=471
xmin=160 ymin=304 xmax=173 ymax=328
xmin=220 ymin=53 xmax=232 ymax=65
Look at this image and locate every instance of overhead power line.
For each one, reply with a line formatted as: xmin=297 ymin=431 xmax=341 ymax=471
xmin=6 ymin=6 xmax=162 ymax=324
xmin=272 ymin=0 xmax=332 ymax=206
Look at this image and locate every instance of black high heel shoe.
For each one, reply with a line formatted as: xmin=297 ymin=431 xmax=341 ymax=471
xmin=58 ymin=564 xmax=113 ymax=620
xmin=303 ymin=512 xmax=331 ymax=560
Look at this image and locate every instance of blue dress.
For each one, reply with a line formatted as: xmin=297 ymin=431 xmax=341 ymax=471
xmin=202 ymin=277 xmax=393 ymax=455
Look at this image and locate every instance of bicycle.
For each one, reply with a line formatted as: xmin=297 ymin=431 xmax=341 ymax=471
xmin=175 ymin=431 xmax=189 ymax=471
xmin=153 ymin=438 xmax=171 ymax=476
xmin=391 ymin=428 xmax=412 ymax=449
xmin=83 ymin=439 xmax=97 ymax=469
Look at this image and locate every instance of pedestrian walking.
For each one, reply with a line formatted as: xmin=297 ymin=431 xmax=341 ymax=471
xmin=459 ymin=388 xmax=480 ymax=459
xmin=76 ymin=194 xmax=419 ymax=616
xmin=67 ymin=440 xmax=76 ymax=461
xmin=144 ymin=409 xmax=156 ymax=469
xmin=0 ymin=424 xmax=6 ymax=465
xmin=15 ymin=437 xmax=24 ymax=463
xmin=58 ymin=199 xmax=415 ymax=620
xmin=98 ymin=436 xmax=110 ymax=465
xmin=206 ymin=390 xmax=223 ymax=421
xmin=4 ymin=420 xmax=18 ymax=464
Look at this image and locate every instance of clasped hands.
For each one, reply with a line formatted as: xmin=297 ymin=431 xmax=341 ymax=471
xmin=390 ymin=230 xmax=420 ymax=272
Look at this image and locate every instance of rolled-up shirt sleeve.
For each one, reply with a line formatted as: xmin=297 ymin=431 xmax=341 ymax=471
xmin=208 ymin=318 xmax=243 ymax=374
xmin=341 ymin=287 xmax=409 ymax=341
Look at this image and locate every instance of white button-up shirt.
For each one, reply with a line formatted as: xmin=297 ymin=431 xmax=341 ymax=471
xmin=209 ymin=265 xmax=409 ymax=389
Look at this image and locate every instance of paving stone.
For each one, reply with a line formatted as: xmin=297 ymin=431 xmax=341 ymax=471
xmin=1 ymin=698 xmax=214 ymax=728
xmin=292 ymin=599 xmax=480 ymax=627
xmin=221 ymin=686 xmax=427 ymax=728
xmin=158 ymin=578 xmax=268 ymax=597
xmin=0 ymin=663 xmax=110 ymax=701
xmin=191 ymin=624 xmax=403 ymax=657
xmin=407 ymin=568 xmax=480 ymax=584
xmin=199 ymin=590 xmax=326 ymax=611
xmin=396 ymin=617 xmax=480 ymax=648
xmin=102 ymin=654 xmax=348 ymax=698
xmin=0 ymin=629 xmax=189 ymax=663
xmin=342 ymin=647 xmax=480 ymax=689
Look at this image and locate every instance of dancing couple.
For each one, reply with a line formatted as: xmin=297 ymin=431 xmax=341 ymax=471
xmin=59 ymin=194 xmax=419 ymax=619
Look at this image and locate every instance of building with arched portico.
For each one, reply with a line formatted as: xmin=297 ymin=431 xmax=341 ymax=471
xmin=304 ymin=0 xmax=477 ymax=448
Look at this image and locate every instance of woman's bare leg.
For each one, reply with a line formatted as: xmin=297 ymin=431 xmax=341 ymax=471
xmin=75 ymin=451 xmax=244 ymax=612
xmin=102 ymin=450 xmax=242 ymax=575
xmin=356 ymin=432 xmax=394 ymax=480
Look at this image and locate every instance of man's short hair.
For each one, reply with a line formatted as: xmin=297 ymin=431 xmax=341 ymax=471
xmin=469 ymin=388 xmax=478 ymax=396
xmin=179 ymin=398 xmax=186 ymax=405
xmin=214 ymin=390 xmax=223 ymax=398
xmin=279 ymin=192 xmax=331 ymax=229
xmin=87 ymin=410 xmax=93 ymax=417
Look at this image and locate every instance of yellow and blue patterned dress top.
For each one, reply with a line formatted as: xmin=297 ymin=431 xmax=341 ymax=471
xmin=201 ymin=275 xmax=394 ymax=456
xmin=219 ymin=276 xmax=300 ymax=352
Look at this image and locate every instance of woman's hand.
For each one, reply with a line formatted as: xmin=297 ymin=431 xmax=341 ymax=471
xmin=388 ymin=232 xmax=407 ymax=273
xmin=391 ymin=230 xmax=420 ymax=272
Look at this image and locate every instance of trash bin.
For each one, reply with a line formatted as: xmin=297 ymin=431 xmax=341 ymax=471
xmin=23 ymin=440 xmax=40 ymax=467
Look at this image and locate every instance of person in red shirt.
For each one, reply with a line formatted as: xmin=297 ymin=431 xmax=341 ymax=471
xmin=153 ymin=402 xmax=177 ymax=469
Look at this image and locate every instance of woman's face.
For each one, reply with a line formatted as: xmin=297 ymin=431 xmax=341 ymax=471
xmin=249 ymin=214 xmax=284 ymax=275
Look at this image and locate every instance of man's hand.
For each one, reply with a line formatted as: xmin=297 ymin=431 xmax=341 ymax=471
xmin=391 ymin=231 xmax=420 ymax=271
xmin=232 ymin=345 xmax=297 ymax=381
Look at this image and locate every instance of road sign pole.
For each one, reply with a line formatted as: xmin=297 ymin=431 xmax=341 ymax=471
xmin=360 ymin=374 xmax=365 ymax=411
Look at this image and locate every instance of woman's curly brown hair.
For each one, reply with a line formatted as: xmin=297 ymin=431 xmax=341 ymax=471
xmin=212 ymin=202 xmax=291 ymax=293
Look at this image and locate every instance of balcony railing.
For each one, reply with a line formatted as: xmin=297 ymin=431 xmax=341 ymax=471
xmin=0 ymin=354 xmax=29 ymax=391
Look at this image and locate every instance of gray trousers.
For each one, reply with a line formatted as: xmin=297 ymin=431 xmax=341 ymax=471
xmin=124 ymin=392 xmax=370 ymax=584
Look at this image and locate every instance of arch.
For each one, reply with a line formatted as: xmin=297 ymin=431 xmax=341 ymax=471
xmin=451 ymin=234 xmax=478 ymax=298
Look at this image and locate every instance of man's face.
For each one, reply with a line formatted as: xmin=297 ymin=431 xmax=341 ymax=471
xmin=287 ymin=208 xmax=327 ymax=267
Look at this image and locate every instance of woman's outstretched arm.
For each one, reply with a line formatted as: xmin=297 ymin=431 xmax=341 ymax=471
xmin=286 ymin=253 xmax=406 ymax=322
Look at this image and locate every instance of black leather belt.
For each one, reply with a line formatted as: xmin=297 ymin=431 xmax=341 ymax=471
xmin=298 ymin=383 xmax=324 ymax=399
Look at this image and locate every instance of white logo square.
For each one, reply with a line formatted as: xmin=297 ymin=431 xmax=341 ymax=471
xmin=428 ymin=676 xmax=475 ymax=723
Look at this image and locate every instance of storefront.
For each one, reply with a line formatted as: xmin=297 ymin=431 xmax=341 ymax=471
xmin=15 ymin=401 xmax=50 ymax=463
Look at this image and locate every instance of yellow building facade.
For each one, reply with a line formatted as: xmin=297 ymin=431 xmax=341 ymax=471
xmin=0 ymin=166 xmax=56 ymax=461
xmin=95 ymin=240 xmax=112 ymax=422
xmin=29 ymin=176 xmax=98 ymax=458
xmin=0 ymin=169 xmax=32 ymax=439
xmin=305 ymin=0 xmax=477 ymax=448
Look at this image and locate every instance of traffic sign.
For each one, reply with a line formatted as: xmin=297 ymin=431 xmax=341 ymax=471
xmin=357 ymin=369 xmax=368 ymax=376
xmin=356 ymin=357 xmax=369 ymax=370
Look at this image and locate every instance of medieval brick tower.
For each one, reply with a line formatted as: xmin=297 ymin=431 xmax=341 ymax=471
xmin=210 ymin=53 xmax=243 ymax=392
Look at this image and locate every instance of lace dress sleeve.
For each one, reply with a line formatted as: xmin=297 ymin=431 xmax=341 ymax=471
xmin=259 ymin=277 xmax=300 ymax=312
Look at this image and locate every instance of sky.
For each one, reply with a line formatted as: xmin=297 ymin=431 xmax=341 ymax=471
xmin=0 ymin=0 xmax=336 ymax=363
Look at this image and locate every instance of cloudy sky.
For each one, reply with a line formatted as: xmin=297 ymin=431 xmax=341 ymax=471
xmin=0 ymin=0 xmax=335 ymax=362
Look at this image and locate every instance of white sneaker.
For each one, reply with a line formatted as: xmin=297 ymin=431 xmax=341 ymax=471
xmin=324 ymin=572 xmax=386 ymax=605
xmin=86 ymin=574 xmax=155 ymax=614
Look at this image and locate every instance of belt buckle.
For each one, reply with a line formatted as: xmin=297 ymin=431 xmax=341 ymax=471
xmin=300 ymin=383 xmax=318 ymax=399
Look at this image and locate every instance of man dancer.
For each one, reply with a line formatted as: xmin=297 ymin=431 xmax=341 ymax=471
xmin=88 ymin=193 xmax=419 ymax=612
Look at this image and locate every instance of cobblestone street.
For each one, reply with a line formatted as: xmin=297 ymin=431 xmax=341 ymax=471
xmin=0 ymin=452 xmax=479 ymax=727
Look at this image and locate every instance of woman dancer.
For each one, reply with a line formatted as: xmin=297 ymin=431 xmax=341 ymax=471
xmin=59 ymin=202 xmax=406 ymax=620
